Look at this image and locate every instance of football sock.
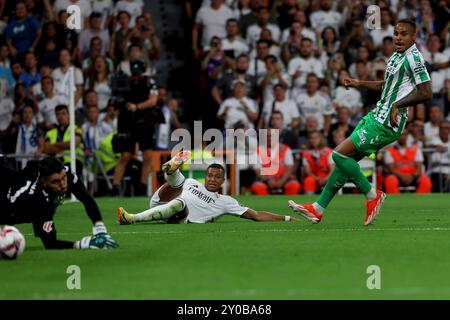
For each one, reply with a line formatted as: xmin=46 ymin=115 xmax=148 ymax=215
xmin=332 ymin=151 xmax=372 ymax=195
xmin=133 ymin=199 xmax=186 ymax=222
xmin=164 ymin=169 xmax=185 ymax=188
xmin=366 ymin=187 xmax=377 ymax=200
xmin=316 ymin=166 xmax=348 ymax=210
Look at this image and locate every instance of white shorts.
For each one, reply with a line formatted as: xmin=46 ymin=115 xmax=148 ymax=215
xmin=149 ymin=186 xmax=188 ymax=224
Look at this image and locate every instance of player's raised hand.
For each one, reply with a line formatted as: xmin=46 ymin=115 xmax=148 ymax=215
xmin=390 ymin=105 xmax=399 ymax=128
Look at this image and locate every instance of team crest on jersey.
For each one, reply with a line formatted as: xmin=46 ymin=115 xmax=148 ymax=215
xmin=43 ymin=221 xmax=54 ymax=233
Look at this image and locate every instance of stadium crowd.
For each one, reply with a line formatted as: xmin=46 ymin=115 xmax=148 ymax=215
xmin=0 ymin=0 xmax=449 ymax=196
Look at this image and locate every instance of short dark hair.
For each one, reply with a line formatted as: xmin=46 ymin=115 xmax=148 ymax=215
xmin=38 ymin=157 xmax=65 ymax=177
xmin=397 ymin=18 xmax=416 ymax=32
xmin=206 ymin=163 xmax=225 ymax=175
xmin=55 ymin=104 xmax=69 ymax=113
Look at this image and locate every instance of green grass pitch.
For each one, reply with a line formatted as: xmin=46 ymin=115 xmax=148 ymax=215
xmin=1 ymin=194 xmax=450 ymax=300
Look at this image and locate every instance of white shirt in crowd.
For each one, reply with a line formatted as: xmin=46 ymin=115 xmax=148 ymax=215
xmin=38 ymin=95 xmax=68 ymax=128
xmin=429 ymin=137 xmax=450 ymax=175
xmin=217 ymin=96 xmax=258 ymax=129
xmin=53 ymin=0 xmax=92 ymax=31
xmin=281 ymin=27 xmax=316 ymax=44
xmin=333 ymin=86 xmax=363 ymax=115
xmin=81 ymin=120 xmax=113 ymax=151
xmin=115 ymin=0 xmax=143 ymax=28
xmin=195 ymin=4 xmax=235 ymax=49
xmin=0 ymin=98 xmax=15 ymax=131
xmin=221 ymin=37 xmax=249 ymax=57
xmin=262 ymin=99 xmax=299 ymax=129
xmin=261 ymin=71 xmax=291 ymax=103
xmin=370 ymin=24 xmax=395 ymax=48
xmin=52 ymin=67 xmax=84 ymax=107
xmin=246 ymin=23 xmax=281 ymax=48
xmin=295 ymin=91 xmax=333 ymax=130
xmin=421 ymin=49 xmax=450 ymax=94
xmin=424 ymin=122 xmax=441 ymax=146
xmin=15 ymin=123 xmax=41 ymax=168
xmin=247 ymin=58 xmax=267 ymax=80
xmin=85 ymin=80 xmax=112 ymax=110
xmin=310 ymin=9 xmax=343 ymax=35
xmin=288 ymin=56 xmax=324 ymax=95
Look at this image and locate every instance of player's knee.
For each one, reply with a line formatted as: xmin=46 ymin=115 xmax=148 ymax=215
xmin=251 ymin=182 xmax=269 ymax=195
xmin=284 ymin=180 xmax=300 ymax=195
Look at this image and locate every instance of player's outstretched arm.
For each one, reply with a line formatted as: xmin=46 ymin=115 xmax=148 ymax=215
xmin=341 ymin=76 xmax=384 ymax=92
xmin=241 ymin=208 xmax=299 ymax=222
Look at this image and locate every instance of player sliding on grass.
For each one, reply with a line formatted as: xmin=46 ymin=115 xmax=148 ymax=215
xmin=0 ymin=156 xmax=118 ymax=249
xmin=288 ymin=19 xmax=432 ymax=225
xmin=117 ymin=151 xmax=299 ymax=224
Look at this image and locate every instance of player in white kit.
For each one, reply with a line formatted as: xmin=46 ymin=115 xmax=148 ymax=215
xmin=117 ymin=151 xmax=298 ymax=224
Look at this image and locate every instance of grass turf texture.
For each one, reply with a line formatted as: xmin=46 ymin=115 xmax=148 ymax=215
xmin=1 ymin=194 xmax=450 ymax=300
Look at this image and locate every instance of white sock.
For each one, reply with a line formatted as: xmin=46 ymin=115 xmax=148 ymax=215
xmin=366 ymin=187 xmax=377 ymax=200
xmin=164 ymin=169 xmax=185 ymax=188
xmin=312 ymin=202 xmax=325 ymax=214
xmin=133 ymin=199 xmax=186 ymax=222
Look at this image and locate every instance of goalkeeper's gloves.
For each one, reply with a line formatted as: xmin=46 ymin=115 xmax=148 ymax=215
xmin=75 ymin=222 xmax=119 ymax=249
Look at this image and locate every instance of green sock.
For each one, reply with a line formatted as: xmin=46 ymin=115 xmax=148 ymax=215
xmin=316 ymin=166 xmax=348 ymax=208
xmin=332 ymin=151 xmax=372 ymax=195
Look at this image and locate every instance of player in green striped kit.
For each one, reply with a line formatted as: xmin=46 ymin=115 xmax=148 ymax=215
xmin=288 ymin=19 xmax=432 ymax=225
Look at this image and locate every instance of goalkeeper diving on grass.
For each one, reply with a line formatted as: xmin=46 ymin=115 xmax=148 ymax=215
xmin=117 ymin=151 xmax=299 ymax=224
xmin=288 ymin=19 xmax=432 ymax=225
xmin=0 ymin=156 xmax=118 ymax=249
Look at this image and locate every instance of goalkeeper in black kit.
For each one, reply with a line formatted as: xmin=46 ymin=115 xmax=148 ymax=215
xmin=0 ymin=155 xmax=118 ymax=249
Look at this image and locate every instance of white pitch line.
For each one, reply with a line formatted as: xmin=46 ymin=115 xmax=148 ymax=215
xmin=21 ymin=226 xmax=450 ymax=237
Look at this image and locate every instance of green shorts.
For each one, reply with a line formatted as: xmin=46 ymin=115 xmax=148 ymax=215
xmin=350 ymin=112 xmax=401 ymax=156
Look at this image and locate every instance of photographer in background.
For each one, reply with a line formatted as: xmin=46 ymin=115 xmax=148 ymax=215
xmin=111 ymin=58 xmax=161 ymax=196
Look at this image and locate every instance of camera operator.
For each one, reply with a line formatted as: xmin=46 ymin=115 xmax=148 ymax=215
xmin=111 ymin=58 xmax=160 ymax=196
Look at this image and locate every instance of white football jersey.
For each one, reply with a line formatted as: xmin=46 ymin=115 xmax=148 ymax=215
xmin=181 ymin=179 xmax=248 ymax=223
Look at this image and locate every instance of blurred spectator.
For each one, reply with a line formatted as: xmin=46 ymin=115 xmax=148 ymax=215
xmin=406 ymin=120 xmax=425 ymax=148
xmin=114 ymin=0 xmax=143 ymax=29
xmin=14 ymin=104 xmax=44 ymax=169
xmin=246 ymin=6 xmax=280 ymax=49
xmin=92 ymin=0 xmax=114 ymax=28
xmin=5 ymin=2 xmax=42 ymax=57
xmin=268 ymin=110 xmax=299 ymax=149
xmin=276 ymin=0 xmax=298 ymax=31
xmin=422 ymin=34 xmax=449 ymax=106
xmin=117 ymin=44 xmax=155 ymax=76
xmin=217 ymin=79 xmax=258 ymax=130
xmin=251 ymin=128 xmax=300 ymax=195
xmin=81 ymin=36 xmax=114 ymax=72
xmin=78 ymin=12 xmax=110 ymax=61
xmin=233 ymin=0 xmax=252 ymax=23
xmin=259 ymin=55 xmax=290 ymax=103
xmin=36 ymin=21 xmax=63 ymax=69
xmin=370 ymin=7 xmax=395 ymax=49
xmin=113 ymin=11 xmax=132 ymax=64
xmin=249 ymin=28 xmax=281 ymax=59
xmin=332 ymin=69 xmax=363 ymax=125
xmin=248 ymin=39 xmax=270 ymax=81
xmin=280 ymin=11 xmax=316 ymax=44
xmin=295 ymin=73 xmax=333 ymax=135
xmin=260 ymin=83 xmax=299 ymax=130
xmin=126 ymin=14 xmax=160 ymax=67
xmin=192 ymin=0 xmax=234 ymax=58
xmin=43 ymin=104 xmax=84 ymax=176
xmin=19 ymin=51 xmax=41 ymax=90
xmin=327 ymin=106 xmax=355 ymax=148
xmin=375 ymin=36 xmax=395 ymax=63
xmin=82 ymin=104 xmax=113 ymax=178
xmin=10 ymin=59 xmax=24 ymax=82
xmin=155 ymin=88 xmax=182 ymax=150
xmin=429 ymin=120 xmax=450 ymax=192
xmin=52 ymin=0 xmax=92 ymax=31
xmin=0 ymin=44 xmax=10 ymax=68
xmin=52 ymin=49 xmax=84 ymax=107
xmin=384 ymin=128 xmax=432 ymax=194
xmin=424 ymin=104 xmax=444 ymax=146
xmin=211 ymin=53 xmax=258 ymax=104
xmin=85 ymin=56 xmax=112 ymax=110
xmin=55 ymin=9 xmax=80 ymax=64
xmin=288 ymin=38 xmax=323 ymax=98
xmin=201 ymin=36 xmax=226 ymax=86
xmin=310 ymin=0 xmax=343 ymax=35
xmin=339 ymin=18 xmax=374 ymax=66
xmin=221 ymin=18 xmax=249 ymax=57
xmin=298 ymin=115 xmax=320 ymax=148
xmin=99 ymin=99 xmax=118 ymax=131
xmin=302 ymin=130 xmax=334 ymax=195
xmin=37 ymin=76 xmax=67 ymax=131
xmin=317 ymin=26 xmax=340 ymax=70
xmin=0 ymin=96 xmax=16 ymax=150
xmin=348 ymin=46 xmax=372 ymax=79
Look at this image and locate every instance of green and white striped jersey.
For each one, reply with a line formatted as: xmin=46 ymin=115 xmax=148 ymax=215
xmin=372 ymin=44 xmax=430 ymax=132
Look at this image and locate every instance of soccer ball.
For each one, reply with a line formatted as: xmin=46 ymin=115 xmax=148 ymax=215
xmin=0 ymin=225 xmax=26 ymax=259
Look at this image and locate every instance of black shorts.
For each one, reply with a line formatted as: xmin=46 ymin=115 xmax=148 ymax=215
xmin=116 ymin=127 xmax=155 ymax=153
